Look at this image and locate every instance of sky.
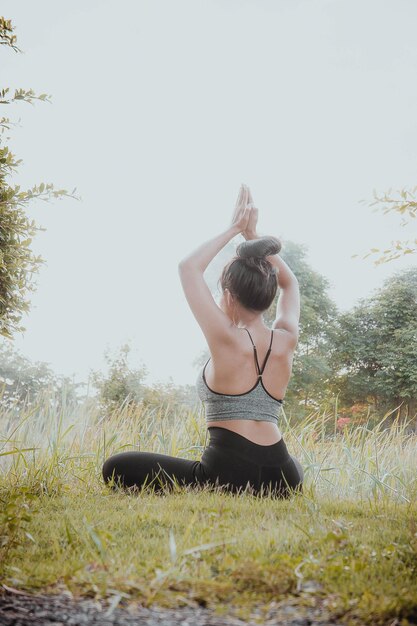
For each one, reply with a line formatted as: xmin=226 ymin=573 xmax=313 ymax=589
xmin=2 ymin=0 xmax=416 ymax=389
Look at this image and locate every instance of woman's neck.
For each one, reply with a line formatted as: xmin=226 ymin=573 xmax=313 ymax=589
xmin=234 ymin=317 xmax=268 ymax=331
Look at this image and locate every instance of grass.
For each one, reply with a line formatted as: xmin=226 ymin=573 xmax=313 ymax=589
xmin=1 ymin=389 xmax=417 ymax=625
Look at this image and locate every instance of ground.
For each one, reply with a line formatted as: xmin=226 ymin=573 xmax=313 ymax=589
xmin=0 ymin=588 xmax=347 ymax=626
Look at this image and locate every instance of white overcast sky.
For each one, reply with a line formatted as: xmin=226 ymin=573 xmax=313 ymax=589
xmin=2 ymin=0 xmax=416 ymax=388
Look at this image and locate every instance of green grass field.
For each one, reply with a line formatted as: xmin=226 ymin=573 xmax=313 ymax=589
xmin=1 ymin=393 xmax=416 ymax=625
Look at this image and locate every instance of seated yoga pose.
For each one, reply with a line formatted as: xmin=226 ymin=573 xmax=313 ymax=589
xmin=102 ymin=184 xmax=304 ymax=498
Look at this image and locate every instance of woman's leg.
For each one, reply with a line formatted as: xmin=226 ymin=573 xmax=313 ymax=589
xmin=259 ymin=454 xmax=304 ymax=498
xmin=102 ymin=451 xmax=201 ymax=491
xmin=102 ymin=433 xmax=305 ymax=498
xmin=102 ymin=445 xmax=262 ymax=496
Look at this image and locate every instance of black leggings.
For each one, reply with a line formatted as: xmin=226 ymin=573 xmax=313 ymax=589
xmin=102 ymin=426 xmax=304 ymax=498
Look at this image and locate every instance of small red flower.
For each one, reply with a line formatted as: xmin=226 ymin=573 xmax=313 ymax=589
xmin=336 ymin=417 xmax=351 ymax=430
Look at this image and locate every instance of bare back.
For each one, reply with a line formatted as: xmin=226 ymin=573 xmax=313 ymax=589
xmin=204 ymin=326 xmax=296 ymax=444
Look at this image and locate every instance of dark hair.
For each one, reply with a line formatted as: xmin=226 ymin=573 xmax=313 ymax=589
xmin=218 ymin=236 xmax=282 ymax=312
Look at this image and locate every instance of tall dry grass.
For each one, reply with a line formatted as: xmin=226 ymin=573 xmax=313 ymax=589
xmin=1 ymin=385 xmax=415 ymax=503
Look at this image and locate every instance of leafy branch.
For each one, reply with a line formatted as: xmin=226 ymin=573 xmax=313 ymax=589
xmin=0 ymin=88 xmax=52 ymax=106
xmin=0 ymin=17 xmax=21 ymax=52
xmin=0 ymin=15 xmax=79 ymax=339
xmin=353 ymin=186 xmax=417 ymax=265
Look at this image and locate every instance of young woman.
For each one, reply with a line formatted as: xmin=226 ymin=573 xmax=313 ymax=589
xmin=102 ymin=184 xmax=304 ymax=498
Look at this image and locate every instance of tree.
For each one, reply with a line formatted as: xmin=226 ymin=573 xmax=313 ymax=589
xmin=329 ymin=301 xmax=381 ymax=408
xmin=0 ymin=16 xmax=77 ymax=340
xmin=330 ymin=268 xmax=417 ymax=420
xmin=90 ymin=342 xmax=198 ymax=416
xmin=0 ymin=340 xmax=82 ymax=412
xmin=371 ymin=268 xmax=417 ymax=417
xmin=90 ymin=343 xmax=149 ymax=414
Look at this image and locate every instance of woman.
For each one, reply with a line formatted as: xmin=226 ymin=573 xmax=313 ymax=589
xmin=102 ymin=184 xmax=304 ymax=498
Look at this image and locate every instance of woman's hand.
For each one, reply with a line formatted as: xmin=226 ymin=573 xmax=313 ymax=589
xmin=229 ymin=184 xmax=252 ymax=233
xmin=244 ymin=186 xmax=259 ymax=240
xmin=231 ymin=184 xmax=259 ymax=240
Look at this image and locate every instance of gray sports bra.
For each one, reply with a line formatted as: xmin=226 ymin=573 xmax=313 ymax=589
xmin=196 ymin=328 xmax=284 ymax=424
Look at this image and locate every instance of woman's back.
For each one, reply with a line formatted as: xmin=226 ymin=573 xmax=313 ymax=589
xmin=197 ymin=325 xmax=296 ymax=445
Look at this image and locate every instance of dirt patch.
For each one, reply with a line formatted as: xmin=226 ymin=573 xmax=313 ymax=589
xmin=0 ymin=587 xmax=344 ymax=625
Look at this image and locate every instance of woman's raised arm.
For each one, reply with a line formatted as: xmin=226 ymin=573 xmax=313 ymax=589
xmin=242 ymin=187 xmax=300 ymax=341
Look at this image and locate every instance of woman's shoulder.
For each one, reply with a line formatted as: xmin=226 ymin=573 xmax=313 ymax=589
xmin=208 ymin=325 xmax=295 ymax=360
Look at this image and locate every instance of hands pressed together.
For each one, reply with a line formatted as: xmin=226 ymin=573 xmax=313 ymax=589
xmin=230 ymin=183 xmax=259 ymax=240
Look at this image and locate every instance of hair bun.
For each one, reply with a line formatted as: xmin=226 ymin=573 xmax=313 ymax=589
xmin=236 ymin=236 xmax=282 ymax=259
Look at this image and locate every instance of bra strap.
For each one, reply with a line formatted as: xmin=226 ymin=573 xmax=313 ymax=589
xmin=242 ymin=327 xmax=255 ymax=347
xmin=259 ymin=330 xmax=274 ymax=375
xmin=243 ymin=328 xmax=274 ymax=377
xmin=242 ymin=328 xmax=261 ymax=375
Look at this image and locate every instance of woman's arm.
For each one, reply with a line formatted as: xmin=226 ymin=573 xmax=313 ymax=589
xmin=241 ymin=192 xmax=299 ymax=341
xmin=177 ymin=200 xmax=251 ymax=347
xmin=178 ymin=225 xmax=240 ymax=273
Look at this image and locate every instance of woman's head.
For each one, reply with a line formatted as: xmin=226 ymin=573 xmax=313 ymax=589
xmin=218 ymin=236 xmax=281 ymax=320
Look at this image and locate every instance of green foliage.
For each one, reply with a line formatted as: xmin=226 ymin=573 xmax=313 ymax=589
xmin=0 ymin=340 xmax=82 ymax=411
xmin=0 ymin=488 xmax=34 ymax=576
xmin=90 ymin=343 xmax=148 ymax=414
xmin=330 ymin=268 xmax=417 ymax=418
xmin=0 ymin=16 xmax=78 ymax=340
xmin=90 ymin=342 xmax=198 ymax=416
xmin=0 ymin=336 xmax=198 ymax=422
